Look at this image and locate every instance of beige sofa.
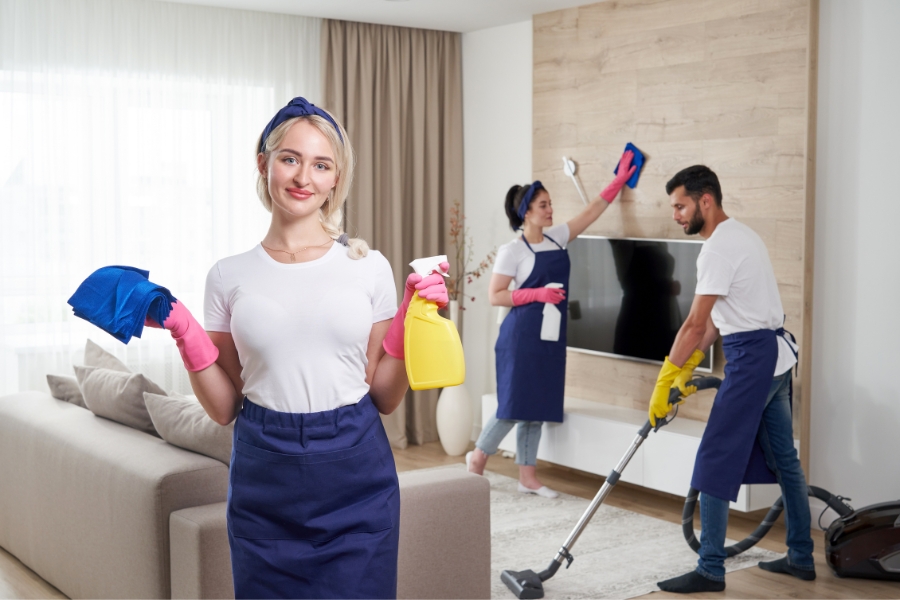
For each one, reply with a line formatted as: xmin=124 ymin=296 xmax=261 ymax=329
xmin=0 ymin=391 xmax=491 ymax=599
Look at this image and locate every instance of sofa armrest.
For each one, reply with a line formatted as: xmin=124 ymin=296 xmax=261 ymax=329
xmin=397 ymin=468 xmax=491 ymax=600
xmin=170 ymin=503 xmax=234 ymax=600
xmin=169 ymin=469 xmax=492 ymax=600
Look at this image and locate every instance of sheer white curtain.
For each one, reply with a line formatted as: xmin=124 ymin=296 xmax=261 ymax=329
xmin=0 ymin=0 xmax=321 ymax=395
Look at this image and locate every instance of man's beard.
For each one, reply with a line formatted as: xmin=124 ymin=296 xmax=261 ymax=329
xmin=685 ymin=210 xmax=705 ymax=235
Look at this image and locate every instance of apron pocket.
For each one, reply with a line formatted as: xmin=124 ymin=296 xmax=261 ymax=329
xmin=229 ymin=435 xmax=396 ymax=541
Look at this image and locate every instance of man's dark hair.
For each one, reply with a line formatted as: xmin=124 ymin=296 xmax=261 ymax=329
xmin=665 ymin=165 xmax=722 ymax=207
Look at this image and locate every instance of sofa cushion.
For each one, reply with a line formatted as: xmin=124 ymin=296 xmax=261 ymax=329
xmin=75 ymin=365 xmax=165 ymax=436
xmin=0 ymin=391 xmax=229 ymax=600
xmin=46 ymin=374 xmax=86 ymax=408
xmin=84 ymin=339 xmax=130 ymax=372
xmin=145 ymin=392 xmax=233 ymax=465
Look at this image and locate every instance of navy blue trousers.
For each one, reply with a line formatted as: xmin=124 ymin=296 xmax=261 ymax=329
xmin=227 ymin=395 xmax=400 ymax=599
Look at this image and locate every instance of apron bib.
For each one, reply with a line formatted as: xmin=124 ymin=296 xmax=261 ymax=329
xmin=691 ymin=328 xmax=796 ymax=502
xmin=495 ymin=234 xmax=570 ymax=423
xmin=227 ymin=395 xmax=400 ymax=599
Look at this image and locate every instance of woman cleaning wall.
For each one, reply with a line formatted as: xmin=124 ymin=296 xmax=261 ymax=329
xmin=466 ymin=150 xmax=636 ymax=497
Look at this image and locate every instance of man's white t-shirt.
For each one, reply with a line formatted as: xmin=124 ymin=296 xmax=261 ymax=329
xmin=695 ymin=218 xmax=797 ymax=375
xmin=493 ymin=223 xmax=570 ymax=287
xmin=204 ymin=242 xmax=397 ymax=414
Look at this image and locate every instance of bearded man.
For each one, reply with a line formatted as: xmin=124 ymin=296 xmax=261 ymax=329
xmin=649 ymin=165 xmax=815 ymax=593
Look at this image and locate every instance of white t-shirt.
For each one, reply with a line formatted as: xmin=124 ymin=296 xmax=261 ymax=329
xmin=695 ymin=218 xmax=797 ymax=375
xmin=493 ymin=223 xmax=570 ymax=288
xmin=204 ymin=242 xmax=397 ymax=414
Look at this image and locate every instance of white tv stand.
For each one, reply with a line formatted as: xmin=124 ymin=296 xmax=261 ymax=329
xmin=481 ymin=393 xmax=794 ymax=512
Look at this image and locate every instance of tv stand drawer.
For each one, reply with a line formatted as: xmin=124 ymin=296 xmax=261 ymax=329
xmin=480 ymin=393 xmax=792 ymax=512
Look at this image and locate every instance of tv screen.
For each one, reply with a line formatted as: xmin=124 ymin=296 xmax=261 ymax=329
xmin=566 ymin=236 xmax=713 ymax=371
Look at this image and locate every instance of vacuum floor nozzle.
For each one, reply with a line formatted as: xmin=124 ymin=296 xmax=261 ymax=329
xmin=501 ymin=569 xmax=545 ymax=599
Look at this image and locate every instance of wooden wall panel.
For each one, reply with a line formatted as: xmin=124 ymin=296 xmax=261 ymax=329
xmin=534 ymin=0 xmax=817 ymax=448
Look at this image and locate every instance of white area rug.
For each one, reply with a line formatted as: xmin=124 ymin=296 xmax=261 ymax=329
xmin=443 ymin=465 xmax=779 ymax=599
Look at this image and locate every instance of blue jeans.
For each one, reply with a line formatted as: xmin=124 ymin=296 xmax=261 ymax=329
xmin=476 ymin=416 xmax=543 ymax=466
xmin=697 ymin=371 xmax=815 ymax=581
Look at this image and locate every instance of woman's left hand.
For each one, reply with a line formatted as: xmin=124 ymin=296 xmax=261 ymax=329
xmin=599 ymin=150 xmax=637 ymax=203
xmin=406 ymin=261 xmax=450 ymax=308
xmin=383 ymin=262 xmax=450 ymax=359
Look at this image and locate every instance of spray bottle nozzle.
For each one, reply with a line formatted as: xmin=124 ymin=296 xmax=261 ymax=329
xmin=409 ymin=255 xmax=449 ymax=277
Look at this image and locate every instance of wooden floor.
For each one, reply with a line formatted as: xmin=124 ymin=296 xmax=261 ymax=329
xmin=1 ymin=441 xmax=896 ymax=599
xmin=395 ymin=442 xmax=899 ymax=600
xmin=0 ymin=545 xmax=65 ymax=599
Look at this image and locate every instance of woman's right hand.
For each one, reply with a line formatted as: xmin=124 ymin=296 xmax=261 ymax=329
xmin=510 ymin=287 xmax=566 ymax=306
xmin=146 ymin=300 xmax=219 ymax=372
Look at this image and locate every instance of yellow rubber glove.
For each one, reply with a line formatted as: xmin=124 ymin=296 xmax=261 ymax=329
xmin=673 ymin=349 xmax=706 ymax=396
xmin=648 ymin=357 xmax=682 ymax=427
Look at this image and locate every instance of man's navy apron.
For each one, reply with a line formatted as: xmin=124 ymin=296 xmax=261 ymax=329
xmin=495 ymin=234 xmax=570 ymax=423
xmin=227 ymin=394 xmax=400 ymax=599
xmin=691 ymin=328 xmax=795 ymax=502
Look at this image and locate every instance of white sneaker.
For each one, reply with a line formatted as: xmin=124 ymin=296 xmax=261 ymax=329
xmin=465 ymin=451 xmax=475 ymax=473
xmin=517 ymin=482 xmax=559 ymax=498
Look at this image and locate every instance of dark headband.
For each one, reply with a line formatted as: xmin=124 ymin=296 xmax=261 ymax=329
xmin=258 ymin=97 xmax=343 ymax=153
xmin=516 ymin=181 xmax=545 ymax=223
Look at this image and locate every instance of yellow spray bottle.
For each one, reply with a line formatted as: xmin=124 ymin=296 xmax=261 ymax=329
xmin=404 ymin=255 xmax=466 ymax=391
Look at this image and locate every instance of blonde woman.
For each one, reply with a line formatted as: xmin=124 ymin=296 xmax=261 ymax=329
xmin=147 ymin=97 xmax=447 ymax=598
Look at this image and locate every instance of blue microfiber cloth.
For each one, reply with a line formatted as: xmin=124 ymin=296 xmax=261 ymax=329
xmin=613 ymin=142 xmax=646 ymax=189
xmin=68 ymin=266 xmax=176 ymax=344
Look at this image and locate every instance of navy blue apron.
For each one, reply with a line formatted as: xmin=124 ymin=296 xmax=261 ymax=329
xmin=495 ymin=234 xmax=570 ymax=423
xmin=691 ymin=328 xmax=796 ymax=502
xmin=227 ymin=394 xmax=400 ymax=599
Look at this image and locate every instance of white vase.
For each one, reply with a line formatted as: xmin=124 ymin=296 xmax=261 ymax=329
xmin=446 ymin=298 xmax=460 ymax=328
xmin=436 ymin=300 xmax=473 ymax=456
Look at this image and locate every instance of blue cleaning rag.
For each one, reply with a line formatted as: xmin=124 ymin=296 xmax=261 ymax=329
xmin=68 ymin=266 xmax=176 ymax=344
xmin=613 ymin=142 xmax=646 ymax=189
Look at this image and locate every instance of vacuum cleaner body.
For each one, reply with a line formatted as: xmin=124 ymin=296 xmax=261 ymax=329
xmin=826 ymin=500 xmax=900 ymax=581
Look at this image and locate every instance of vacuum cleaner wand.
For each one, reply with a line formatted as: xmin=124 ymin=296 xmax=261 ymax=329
xmin=501 ymin=377 xmax=723 ymax=599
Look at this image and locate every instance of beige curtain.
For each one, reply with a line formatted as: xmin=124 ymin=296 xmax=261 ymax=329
xmin=322 ymin=20 xmax=463 ymax=448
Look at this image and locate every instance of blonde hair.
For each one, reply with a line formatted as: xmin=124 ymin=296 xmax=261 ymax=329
xmin=255 ymin=113 xmax=369 ymax=259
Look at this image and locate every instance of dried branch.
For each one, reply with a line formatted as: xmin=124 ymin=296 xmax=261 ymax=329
xmin=446 ymin=200 xmax=497 ymax=308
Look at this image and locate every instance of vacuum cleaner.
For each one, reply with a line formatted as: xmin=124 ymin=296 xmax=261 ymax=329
xmin=501 ymin=376 xmax=900 ymax=599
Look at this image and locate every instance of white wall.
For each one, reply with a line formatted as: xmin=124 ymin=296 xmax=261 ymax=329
xmin=461 ymin=21 xmax=533 ymax=437
xmin=810 ymin=0 xmax=900 ymax=510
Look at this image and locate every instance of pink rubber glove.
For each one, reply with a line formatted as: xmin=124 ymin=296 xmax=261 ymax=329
xmin=145 ymin=301 xmax=219 ymax=372
xmin=511 ymin=287 xmax=566 ymax=306
xmin=599 ymin=150 xmax=637 ymax=203
xmin=382 ymin=261 xmax=450 ymax=360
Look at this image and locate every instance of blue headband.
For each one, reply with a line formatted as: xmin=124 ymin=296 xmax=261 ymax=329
xmin=258 ymin=97 xmax=343 ymax=153
xmin=516 ymin=181 xmax=545 ymax=225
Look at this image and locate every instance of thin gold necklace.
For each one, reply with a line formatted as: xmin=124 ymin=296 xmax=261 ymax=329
xmin=261 ymin=238 xmax=333 ymax=262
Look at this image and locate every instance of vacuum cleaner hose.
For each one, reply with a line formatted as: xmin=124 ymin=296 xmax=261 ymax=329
xmin=682 ymin=486 xmax=854 ymax=557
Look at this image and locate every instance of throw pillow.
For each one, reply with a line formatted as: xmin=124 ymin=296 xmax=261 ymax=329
xmin=84 ymin=339 xmax=130 ymax=372
xmin=46 ymin=374 xmax=87 ymax=408
xmin=144 ymin=392 xmax=233 ymax=465
xmin=74 ymin=365 xmax=165 ymax=436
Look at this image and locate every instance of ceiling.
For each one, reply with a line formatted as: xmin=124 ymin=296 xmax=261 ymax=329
xmin=157 ymin=0 xmax=598 ymax=33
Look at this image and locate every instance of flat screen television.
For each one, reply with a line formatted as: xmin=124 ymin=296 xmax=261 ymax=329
xmin=566 ymin=235 xmax=713 ymax=371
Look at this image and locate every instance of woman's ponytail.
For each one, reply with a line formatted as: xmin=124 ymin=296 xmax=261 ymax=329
xmin=320 ymin=206 xmax=369 ymax=259
xmin=505 ymin=184 xmax=528 ymax=232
